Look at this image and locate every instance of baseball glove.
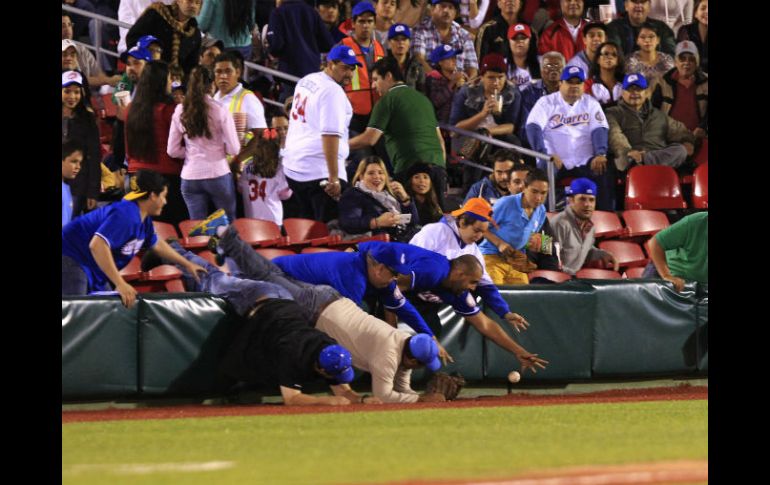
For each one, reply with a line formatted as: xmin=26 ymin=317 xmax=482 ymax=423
xmin=426 ymin=372 xmax=466 ymax=401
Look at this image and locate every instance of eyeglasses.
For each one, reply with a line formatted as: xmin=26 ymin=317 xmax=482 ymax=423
xmin=543 ymin=63 xmax=563 ymax=69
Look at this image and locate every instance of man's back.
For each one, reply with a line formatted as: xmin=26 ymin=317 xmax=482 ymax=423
xmin=367 ymin=84 xmax=444 ymax=174
xmin=267 ymin=0 xmax=335 ymax=77
xmin=655 ymin=211 xmax=708 ymax=284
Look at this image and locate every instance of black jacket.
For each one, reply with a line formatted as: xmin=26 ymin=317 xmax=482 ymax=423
xmin=338 ymin=186 xmax=420 ymax=242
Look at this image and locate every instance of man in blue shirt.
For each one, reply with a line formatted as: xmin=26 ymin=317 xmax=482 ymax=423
xmin=61 ymin=170 xmax=206 ymax=308
xmin=479 ymin=168 xmax=550 ymax=285
xmin=62 ymin=140 xmax=82 ymax=227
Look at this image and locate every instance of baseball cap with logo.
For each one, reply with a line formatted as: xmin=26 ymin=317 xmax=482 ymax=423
xmin=427 ymin=44 xmax=462 ymax=64
xmin=507 ymin=23 xmax=532 ymax=40
xmin=560 ymin=65 xmax=586 ymax=82
xmin=675 ymin=40 xmax=699 ymax=64
xmin=408 ymin=334 xmax=441 ymax=372
xmin=365 ymin=242 xmax=411 ymax=275
xmin=450 ymin=197 xmax=499 ymax=228
xmin=480 ymin=53 xmax=508 ymax=75
xmin=566 ymin=178 xmax=598 ymax=196
xmin=327 ymin=44 xmax=363 ymax=67
xmin=120 ymin=44 xmax=153 ymax=63
xmin=352 ymin=1 xmax=376 ymax=18
xmin=318 ymin=345 xmax=355 ymax=384
xmin=622 ymin=72 xmax=648 ymax=90
xmin=61 ymin=39 xmax=77 ymax=52
xmin=388 ymin=23 xmax=411 ymax=40
xmin=137 ymin=35 xmax=160 ymax=49
xmin=61 ymin=70 xmax=83 ymax=87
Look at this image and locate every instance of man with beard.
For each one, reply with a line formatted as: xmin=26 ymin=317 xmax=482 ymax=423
xmin=550 ymin=178 xmax=618 ymax=275
xmin=464 ymin=149 xmax=521 ymax=205
xmin=281 ymin=45 xmax=358 ymax=222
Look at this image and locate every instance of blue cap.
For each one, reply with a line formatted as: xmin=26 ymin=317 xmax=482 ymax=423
xmin=430 ymin=0 xmax=460 ymax=6
xmin=137 ymin=35 xmax=160 ymax=49
xmin=366 ymin=242 xmax=411 ymax=275
xmin=318 ymin=344 xmax=355 ymax=384
xmin=622 ymin=72 xmax=648 ymax=90
xmin=352 ymin=1 xmax=376 ymax=18
xmin=560 ymin=65 xmax=586 ymax=82
xmin=427 ymin=44 xmax=462 ymax=64
xmin=388 ymin=23 xmax=411 ymax=40
xmin=121 ymin=45 xmax=153 ymax=63
xmin=327 ymin=44 xmax=363 ymax=67
xmin=409 ymin=334 xmax=441 ymax=372
xmin=566 ymin=178 xmax=598 ymax=196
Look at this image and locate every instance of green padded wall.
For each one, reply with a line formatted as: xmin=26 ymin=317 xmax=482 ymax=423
xmin=696 ymin=284 xmax=708 ymax=372
xmin=62 ymin=297 xmax=139 ymax=398
xmin=487 ymin=283 xmax=595 ymax=381
xmin=139 ymin=294 xmax=240 ymax=396
xmin=591 ymin=281 xmax=698 ymax=376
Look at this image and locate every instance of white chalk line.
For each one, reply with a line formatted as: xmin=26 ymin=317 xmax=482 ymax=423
xmin=466 ymin=468 xmax=707 ymax=485
xmin=64 ymin=460 xmax=235 ymax=475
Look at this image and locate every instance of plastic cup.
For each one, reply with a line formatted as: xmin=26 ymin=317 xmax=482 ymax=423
xmin=114 ymin=90 xmax=131 ymax=107
xmin=599 ymin=5 xmax=614 ymax=22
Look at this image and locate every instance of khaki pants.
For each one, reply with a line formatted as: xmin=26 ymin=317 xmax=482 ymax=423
xmin=483 ymin=254 xmax=530 ymax=285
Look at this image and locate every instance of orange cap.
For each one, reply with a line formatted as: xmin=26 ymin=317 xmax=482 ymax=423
xmin=450 ymin=197 xmax=498 ymax=228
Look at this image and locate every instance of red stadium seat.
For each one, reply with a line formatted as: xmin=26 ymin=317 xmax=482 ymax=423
xmin=623 ymin=266 xmax=647 ymax=278
xmin=598 ymin=240 xmax=649 ymax=268
xmin=692 ymin=162 xmax=708 ymax=209
xmin=282 ymin=218 xmax=341 ymax=247
xmin=232 ymin=218 xmax=288 ymax=247
xmin=178 ymin=219 xmax=210 ymax=249
xmin=300 ymin=247 xmax=342 ymax=254
xmin=625 ymin=165 xmax=687 ymax=210
xmin=164 ymin=279 xmax=186 ymax=293
xmin=144 ymin=264 xmax=183 ymax=281
xmin=328 ymin=232 xmax=390 ymax=249
xmin=528 ymin=270 xmax=572 ymax=283
xmin=575 ymin=268 xmax=622 ymax=279
xmin=621 ymin=210 xmax=670 ymax=238
xmin=152 ymin=221 xmax=180 ymax=241
xmin=591 ymin=211 xmax=624 ymax=239
xmin=255 ymin=248 xmax=297 ymax=260
xmin=119 ymin=256 xmax=143 ymax=282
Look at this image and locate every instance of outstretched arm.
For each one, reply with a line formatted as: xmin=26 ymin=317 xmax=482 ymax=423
xmin=463 ymin=312 xmax=548 ymax=373
xmin=280 ymin=386 xmax=351 ymax=406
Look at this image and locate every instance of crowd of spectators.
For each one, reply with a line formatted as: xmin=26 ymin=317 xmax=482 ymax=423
xmin=62 ymin=0 xmax=708 ymax=287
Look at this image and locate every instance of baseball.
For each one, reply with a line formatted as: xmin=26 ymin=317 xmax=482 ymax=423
xmin=508 ymin=371 xmax=521 ymax=383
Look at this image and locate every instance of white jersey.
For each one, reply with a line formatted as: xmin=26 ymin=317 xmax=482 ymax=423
xmin=282 ymin=71 xmax=352 ymax=182
xmin=237 ymin=164 xmax=293 ymax=225
xmin=526 ymin=91 xmax=608 ymax=170
xmin=213 ymin=83 xmax=267 ymax=130
xmin=508 ymin=65 xmax=533 ymax=91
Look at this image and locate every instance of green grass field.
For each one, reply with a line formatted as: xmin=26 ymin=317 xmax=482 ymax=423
xmin=62 ymin=399 xmax=707 ymax=484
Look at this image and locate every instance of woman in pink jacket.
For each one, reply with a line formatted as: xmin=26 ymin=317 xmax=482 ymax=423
xmin=167 ymin=65 xmax=241 ymax=220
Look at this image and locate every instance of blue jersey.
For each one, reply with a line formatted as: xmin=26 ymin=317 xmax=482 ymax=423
xmin=273 ymin=249 xmax=435 ymax=336
xmin=358 ymin=242 xmax=481 ymax=317
xmin=62 ymin=181 xmax=73 ymax=227
xmin=478 ymin=193 xmax=546 ymax=254
xmin=62 ymin=200 xmax=158 ymax=291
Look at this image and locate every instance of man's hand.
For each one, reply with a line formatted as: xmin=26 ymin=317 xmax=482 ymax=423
xmin=184 ymin=261 xmax=208 ymax=283
xmin=504 ymin=312 xmax=530 ymax=332
xmin=434 ymin=337 xmax=454 ymax=365
xmin=590 ymin=155 xmax=608 ymax=175
xmin=497 ymin=241 xmax=517 ymax=258
xmin=682 ymin=142 xmax=695 ymax=156
xmin=550 ymin=154 xmax=564 ymax=170
xmin=663 ymin=274 xmax=686 ymax=292
xmin=601 ymin=253 xmax=619 ymax=272
xmin=362 ymin=396 xmax=383 ymax=404
xmin=115 ymin=280 xmax=138 ymax=308
xmin=324 ymin=179 xmax=341 ymax=199
xmin=515 ymin=351 xmax=549 ymax=374
xmin=483 ymin=96 xmax=498 ymax=115
xmin=450 ymin=70 xmax=467 ymax=88
xmin=324 ymin=396 xmax=352 ymax=405
xmin=628 ymin=150 xmax=645 ymax=163
xmin=693 ymin=127 xmax=707 ymax=139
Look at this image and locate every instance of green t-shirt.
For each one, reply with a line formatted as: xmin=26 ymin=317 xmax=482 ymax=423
xmin=368 ymin=84 xmax=445 ymax=174
xmin=655 ymin=212 xmax=708 ymax=283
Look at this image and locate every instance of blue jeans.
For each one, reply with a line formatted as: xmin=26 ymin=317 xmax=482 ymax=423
xmin=169 ymin=241 xmax=293 ymax=317
xmin=62 ymin=255 xmax=89 ymax=296
xmin=181 ymin=173 xmax=237 ymax=221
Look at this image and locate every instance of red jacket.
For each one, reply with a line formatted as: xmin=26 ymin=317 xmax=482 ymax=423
xmin=537 ymin=18 xmax=587 ymax=62
xmin=126 ymin=103 xmax=183 ymax=175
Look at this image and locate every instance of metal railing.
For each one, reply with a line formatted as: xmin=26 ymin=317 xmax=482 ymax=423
xmin=62 ymin=4 xmax=559 ymax=209
xmin=439 ymin=124 xmax=558 ymax=210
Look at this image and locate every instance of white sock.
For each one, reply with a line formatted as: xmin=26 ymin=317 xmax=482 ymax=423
xmin=216 ymin=225 xmax=228 ymax=238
